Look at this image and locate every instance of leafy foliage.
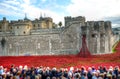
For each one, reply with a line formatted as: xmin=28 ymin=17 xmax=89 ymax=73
xmin=58 ymin=21 xmax=62 ymax=27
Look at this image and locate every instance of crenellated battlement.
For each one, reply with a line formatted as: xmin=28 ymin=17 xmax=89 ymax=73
xmin=64 ymin=16 xmax=85 ymax=26
xmin=0 ymin=16 xmax=115 ymax=56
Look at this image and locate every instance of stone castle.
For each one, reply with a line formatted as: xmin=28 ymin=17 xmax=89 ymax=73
xmin=0 ymin=15 xmax=116 ymax=56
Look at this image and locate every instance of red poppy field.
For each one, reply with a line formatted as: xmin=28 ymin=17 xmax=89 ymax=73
xmin=0 ymin=41 xmax=120 ymax=69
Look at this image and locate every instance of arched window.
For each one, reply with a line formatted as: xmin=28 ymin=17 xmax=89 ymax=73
xmin=101 ymin=34 xmax=105 ymax=37
xmin=92 ymin=34 xmax=95 ymax=38
xmin=34 ymin=24 xmax=35 ymax=27
xmin=23 ymin=31 xmax=26 ymax=34
xmin=17 ymin=26 xmax=19 ymax=29
xmin=116 ymin=32 xmax=119 ymax=35
xmin=91 ymin=34 xmax=97 ymax=38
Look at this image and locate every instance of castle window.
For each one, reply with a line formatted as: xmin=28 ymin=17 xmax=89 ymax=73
xmin=101 ymin=34 xmax=105 ymax=37
xmin=10 ymin=27 xmax=12 ymax=29
xmin=23 ymin=31 xmax=26 ymax=34
xmin=92 ymin=34 xmax=95 ymax=38
xmin=17 ymin=26 xmax=19 ymax=29
xmin=116 ymin=32 xmax=119 ymax=35
xmin=34 ymin=24 xmax=35 ymax=27
xmin=92 ymin=34 xmax=97 ymax=38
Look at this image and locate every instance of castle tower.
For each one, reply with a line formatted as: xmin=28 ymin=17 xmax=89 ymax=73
xmin=64 ymin=16 xmax=85 ymax=26
xmin=39 ymin=12 xmax=43 ymax=20
xmin=104 ymin=21 xmax=113 ymax=52
xmin=1 ymin=17 xmax=9 ymax=33
xmin=24 ymin=13 xmax=29 ymax=21
xmin=46 ymin=17 xmax=53 ymax=29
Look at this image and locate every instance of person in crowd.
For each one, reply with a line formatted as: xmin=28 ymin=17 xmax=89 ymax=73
xmin=0 ymin=65 xmax=120 ymax=79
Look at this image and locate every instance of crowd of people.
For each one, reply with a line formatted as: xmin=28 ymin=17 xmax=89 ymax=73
xmin=0 ymin=65 xmax=120 ymax=79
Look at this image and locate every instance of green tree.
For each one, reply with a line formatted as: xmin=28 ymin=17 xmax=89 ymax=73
xmin=52 ymin=23 xmax=57 ymax=29
xmin=58 ymin=21 xmax=62 ymax=28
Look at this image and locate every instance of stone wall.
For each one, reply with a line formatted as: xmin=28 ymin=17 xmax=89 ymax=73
xmin=0 ymin=23 xmax=82 ymax=56
xmin=0 ymin=16 xmax=116 ymax=56
xmin=86 ymin=21 xmax=113 ymax=54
